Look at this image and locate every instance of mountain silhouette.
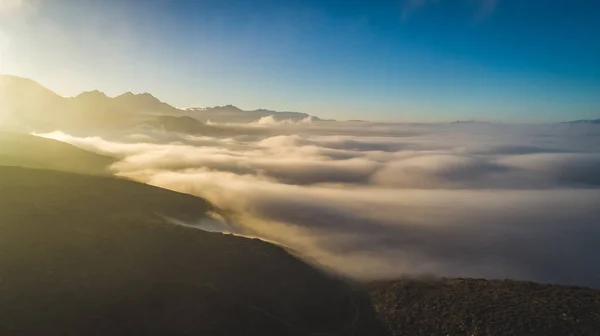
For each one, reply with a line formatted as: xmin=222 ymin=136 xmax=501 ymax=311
xmin=114 ymin=91 xmax=181 ymax=115
xmin=0 ymin=75 xmax=137 ymax=131
xmin=0 ymin=75 xmax=325 ymax=131
xmin=185 ymin=105 xmax=320 ymax=123
xmin=565 ymin=118 xmax=600 ymax=124
xmin=0 ymin=75 xmax=65 ymax=130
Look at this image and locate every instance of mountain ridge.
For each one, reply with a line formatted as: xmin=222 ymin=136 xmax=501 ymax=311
xmin=0 ymin=75 xmax=326 ymax=128
xmin=2 ymin=74 xmax=597 ymax=127
xmin=565 ymin=118 xmax=600 ymax=124
xmin=184 ymin=104 xmax=318 ymax=123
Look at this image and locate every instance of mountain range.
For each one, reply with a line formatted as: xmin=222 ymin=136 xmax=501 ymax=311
xmin=1 ymin=75 xmax=597 ymax=134
xmin=185 ymin=105 xmax=323 ymax=123
xmin=0 ymin=75 xmax=324 ymax=133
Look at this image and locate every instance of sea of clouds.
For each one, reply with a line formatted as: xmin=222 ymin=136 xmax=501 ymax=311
xmin=39 ymin=121 xmax=600 ymax=287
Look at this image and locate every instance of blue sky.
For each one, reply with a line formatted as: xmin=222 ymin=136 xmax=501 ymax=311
xmin=0 ymin=0 xmax=599 ymax=122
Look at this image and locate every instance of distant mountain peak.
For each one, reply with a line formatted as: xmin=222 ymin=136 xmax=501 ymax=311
xmin=117 ymin=91 xmax=136 ymax=97
xmin=111 ymin=90 xmax=181 ymax=114
xmin=75 ymin=90 xmax=108 ymax=99
xmin=0 ymin=74 xmax=331 ymax=126
xmin=183 ymin=105 xmax=324 ymax=124
xmin=0 ymin=74 xmax=37 ymax=83
xmin=212 ymin=104 xmax=242 ymax=111
xmin=0 ymin=74 xmax=60 ymax=97
xmin=565 ymin=118 xmax=600 ymax=124
xmin=116 ymin=91 xmax=159 ymax=101
xmin=251 ymin=108 xmax=275 ymax=113
xmin=0 ymin=75 xmax=63 ymax=115
xmin=451 ymin=120 xmax=490 ymax=124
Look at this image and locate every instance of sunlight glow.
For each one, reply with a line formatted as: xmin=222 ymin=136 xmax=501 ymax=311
xmin=0 ymin=30 xmax=10 ymax=69
xmin=0 ymin=0 xmax=24 ymax=14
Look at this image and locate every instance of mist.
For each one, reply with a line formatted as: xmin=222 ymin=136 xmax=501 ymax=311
xmin=38 ymin=122 xmax=600 ymax=287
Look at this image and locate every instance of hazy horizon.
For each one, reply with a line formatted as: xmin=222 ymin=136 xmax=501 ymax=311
xmin=1 ymin=0 xmax=599 ymax=122
xmin=0 ymin=73 xmax=597 ymax=125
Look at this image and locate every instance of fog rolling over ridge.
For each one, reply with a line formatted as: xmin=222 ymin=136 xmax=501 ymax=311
xmin=39 ymin=121 xmax=600 ymax=288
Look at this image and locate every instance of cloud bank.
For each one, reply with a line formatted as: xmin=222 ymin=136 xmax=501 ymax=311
xmin=38 ymin=122 xmax=600 ymax=287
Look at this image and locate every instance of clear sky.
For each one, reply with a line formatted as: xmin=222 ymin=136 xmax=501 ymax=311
xmin=0 ymin=0 xmax=599 ymax=122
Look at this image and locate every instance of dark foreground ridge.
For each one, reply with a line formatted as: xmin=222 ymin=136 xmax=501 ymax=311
xmin=369 ymin=278 xmax=600 ymax=336
xmin=0 ymin=167 xmax=386 ymax=335
xmin=1 ymin=164 xmax=600 ymax=335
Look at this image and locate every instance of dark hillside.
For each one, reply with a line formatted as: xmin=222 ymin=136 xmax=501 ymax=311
xmin=369 ymin=278 xmax=600 ymax=336
xmin=0 ymin=132 xmax=114 ymax=175
xmin=0 ymin=167 xmax=386 ymax=335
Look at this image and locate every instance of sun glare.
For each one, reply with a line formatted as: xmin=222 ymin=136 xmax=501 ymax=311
xmin=0 ymin=0 xmax=24 ymax=14
xmin=0 ymin=29 xmax=9 ymax=63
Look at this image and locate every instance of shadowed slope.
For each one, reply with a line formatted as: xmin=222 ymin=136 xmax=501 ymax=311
xmin=0 ymin=167 xmax=387 ymax=336
xmin=0 ymin=132 xmax=114 ymax=175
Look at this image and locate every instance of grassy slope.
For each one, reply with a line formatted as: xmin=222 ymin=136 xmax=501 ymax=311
xmin=0 ymin=132 xmax=114 ymax=175
xmin=0 ymin=167 xmax=385 ymax=335
xmin=369 ymin=278 xmax=600 ymax=336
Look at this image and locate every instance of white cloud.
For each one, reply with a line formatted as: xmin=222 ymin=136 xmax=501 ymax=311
xmin=36 ymin=122 xmax=600 ymax=287
xmin=253 ymin=115 xmax=316 ymax=126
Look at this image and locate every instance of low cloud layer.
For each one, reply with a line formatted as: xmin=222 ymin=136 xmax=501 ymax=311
xmin=39 ymin=122 xmax=600 ymax=287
